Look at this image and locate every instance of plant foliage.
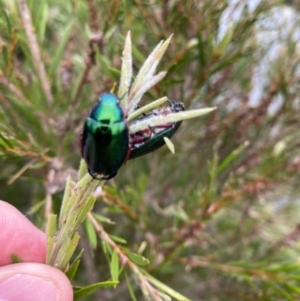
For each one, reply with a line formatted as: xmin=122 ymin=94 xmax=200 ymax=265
xmin=1 ymin=0 xmax=300 ymax=300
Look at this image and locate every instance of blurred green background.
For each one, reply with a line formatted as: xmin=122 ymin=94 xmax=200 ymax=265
xmin=1 ymin=0 xmax=300 ymax=300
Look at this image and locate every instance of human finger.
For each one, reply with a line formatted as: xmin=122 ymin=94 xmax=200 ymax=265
xmin=0 ymin=200 xmax=46 ymax=266
xmin=0 ymin=263 xmax=73 ymax=301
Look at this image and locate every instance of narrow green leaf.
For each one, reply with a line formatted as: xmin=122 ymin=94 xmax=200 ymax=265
xmin=128 ymin=35 xmax=172 ymax=114
xmin=267 ymin=281 xmax=295 ymax=301
xmin=75 ymin=195 xmax=96 ymax=227
xmin=93 ymin=213 xmax=115 ymax=224
xmin=36 ymin=0 xmax=48 ymax=45
xmin=142 ymin=271 xmax=192 ymax=301
xmin=107 ymin=67 xmax=121 ymax=78
xmin=78 ymin=159 xmax=87 ymax=180
xmin=58 ymin=232 xmax=80 ymax=270
xmin=46 ymin=214 xmax=57 ymax=237
xmin=110 ymin=251 xmax=119 ymax=283
xmin=0 ymin=6 xmax=11 ymax=34
xmin=69 ymin=249 xmax=84 ymax=267
xmin=49 ymin=21 xmax=74 ymax=78
xmin=125 ymin=271 xmax=138 ymax=301
xmin=197 ymin=31 xmax=206 ymax=66
xmin=163 ymin=137 xmax=175 ymax=154
xmin=46 ymin=236 xmax=55 ymax=264
xmin=119 ymin=31 xmax=132 ymax=107
xmin=59 ymin=175 xmax=73 ymax=227
xmin=66 ymin=259 xmax=80 ymax=281
xmin=129 ymin=107 xmax=217 ymax=134
xmin=102 ymin=240 xmax=112 ymax=255
xmin=216 ymin=141 xmax=249 ymax=175
xmin=109 ymin=235 xmax=127 ymax=244
xmin=126 ymin=252 xmax=150 ymax=267
xmin=127 ymin=96 xmax=168 ymax=121
xmin=214 ymin=24 xmax=234 ymax=57
xmin=85 ymin=219 xmax=97 ymax=248
xmin=158 ymin=291 xmax=172 ymax=301
xmin=76 ymin=172 xmax=93 ymax=188
xmin=74 ymin=281 xmax=119 ymax=300
xmin=26 ymin=200 xmax=45 ymax=215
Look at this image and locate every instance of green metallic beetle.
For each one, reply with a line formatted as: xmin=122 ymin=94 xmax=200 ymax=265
xmin=81 ymin=94 xmax=184 ymax=180
xmin=129 ymin=100 xmax=185 ymax=160
xmin=81 ymin=93 xmax=129 ymax=180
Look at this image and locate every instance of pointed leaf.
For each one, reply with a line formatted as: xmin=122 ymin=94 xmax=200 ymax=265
xmin=163 ymin=137 xmax=175 ymax=154
xmin=93 ymin=213 xmax=115 ymax=224
xmin=110 ymin=251 xmax=119 ymax=283
xmin=125 ymin=271 xmax=138 ymax=301
xmin=126 ymin=252 xmax=150 ymax=267
xmin=128 ymin=96 xmax=168 ymax=121
xmin=49 ymin=21 xmax=74 ymax=78
xmin=129 ymin=107 xmax=217 ymax=134
xmin=74 ymin=281 xmax=119 ymax=300
xmin=214 ymin=24 xmax=234 ymax=57
xmin=128 ymin=35 xmax=172 ymax=113
xmin=119 ymin=31 xmax=132 ymax=107
xmin=85 ymin=219 xmax=97 ymax=248
xmin=216 ymin=141 xmax=249 ymax=174
xmin=143 ymin=271 xmax=192 ymax=301
xmin=110 ymin=235 xmax=127 ymax=244
xmin=128 ymin=71 xmax=167 ymax=114
xmin=66 ymin=259 xmax=80 ymax=280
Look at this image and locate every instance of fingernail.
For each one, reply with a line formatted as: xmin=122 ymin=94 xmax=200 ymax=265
xmin=0 ymin=274 xmax=59 ymax=301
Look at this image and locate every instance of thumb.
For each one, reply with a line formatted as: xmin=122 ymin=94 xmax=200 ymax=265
xmin=0 ymin=263 xmax=73 ymax=301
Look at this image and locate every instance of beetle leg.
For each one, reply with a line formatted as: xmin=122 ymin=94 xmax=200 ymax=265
xmin=123 ymin=147 xmax=131 ymax=164
xmin=153 ymin=124 xmax=173 ymax=129
xmin=130 ymin=135 xmax=149 ymax=144
xmin=88 ymin=169 xmax=117 ymax=181
xmin=102 ymin=172 xmax=117 ymax=180
xmin=88 ymin=169 xmax=101 ymax=180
